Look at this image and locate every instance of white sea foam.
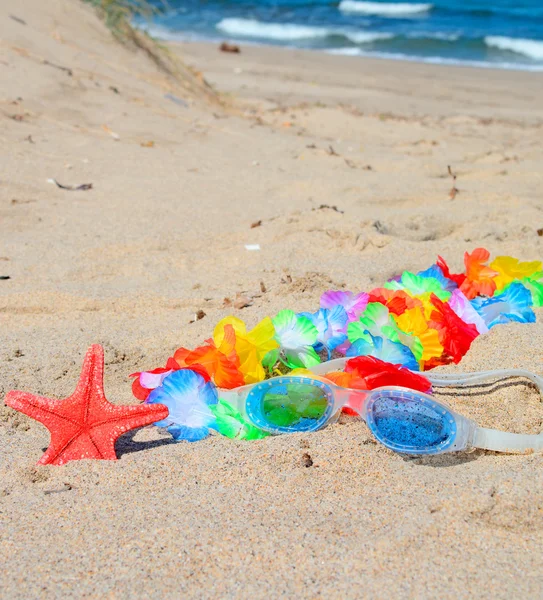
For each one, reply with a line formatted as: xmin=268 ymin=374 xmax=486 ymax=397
xmin=339 ymin=1 xmax=433 ymax=17
xmin=217 ymin=18 xmax=329 ymax=40
xmin=216 ymin=18 xmax=391 ymax=44
xmin=328 ymin=47 xmax=363 ymax=56
xmin=485 ymin=36 xmax=543 ymax=61
xmin=327 ymin=47 xmax=543 ymax=71
xmin=414 ymin=32 xmax=459 ymax=41
xmin=347 ymin=31 xmax=394 ymax=43
xmin=140 ymin=23 xmax=206 ymax=42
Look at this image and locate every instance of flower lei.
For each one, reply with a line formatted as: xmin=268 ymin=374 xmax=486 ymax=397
xmin=131 ymin=249 xmax=543 ymax=441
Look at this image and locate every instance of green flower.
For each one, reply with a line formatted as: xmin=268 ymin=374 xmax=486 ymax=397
xmin=347 ymin=302 xmax=391 ymax=342
xmin=211 ymin=399 xmax=269 ymax=440
xmin=385 ymin=272 xmax=451 ymax=301
xmin=270 ymin=310 xmax=320 ymax=369
xmin=523 ymin=277 xmax=543 ymax=307
xmin=347 ymin=302 xmax=423 ymax=361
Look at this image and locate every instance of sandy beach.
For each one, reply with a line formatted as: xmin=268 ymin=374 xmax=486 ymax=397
xmin=1 ymin=0 xmax=543 ymax=597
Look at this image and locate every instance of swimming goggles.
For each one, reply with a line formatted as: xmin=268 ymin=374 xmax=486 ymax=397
xmin=220 ymin=362 xmax=543 ymax=455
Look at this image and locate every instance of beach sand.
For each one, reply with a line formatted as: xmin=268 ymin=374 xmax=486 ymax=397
xmin=1 ymin=1 xmax=543 ymax=597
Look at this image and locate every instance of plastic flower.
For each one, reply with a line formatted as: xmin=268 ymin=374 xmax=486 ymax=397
xmin=320 ymin=290 xmax=369 ymax=321
xmin=523 ymin=278 xmax=543 ymax=307
xmin=471 ymin=282 xmax=535 ymax=329
xmin=344 ymin=356 xmax=431 ymax=392
xmin=436 ymin=255 xmax=466 ymax=288
xmin=414 ymin=293 xmax=442 ymax=320
xmin=347 ymin=302 xmax=394 ymax=342
xmin=392 ymin=307 xmax=443 ymax=363
xmin=383 ymin=328 xmax=424 ymax=364
xmin=368 ymin=287 xmax=420 ymax=316
xmin=459 ymin=247 xmax=498 ymax=299
xmin=347 ymin=302 xmax=426 ymax=364
xmin=183 ymin=324 xmax=245 ymax=389
xmin=270 ymin=310 xmax=320 ymax=369
xmin=321 ymin=370 xmax=354 ymax=389
xmin=131 ymin=366 xmax=173 ymax=401
xmin=346 ymin=333 xmax=419 ymax=371
xmin=429 ymin=294 xmax=479 ymax=363
xmin=448 ymin=289 xmax=488 ymax=334
xmin=331 ymin=338 xmax=352 ymax=356
xmin=210 ymin=399 xmax=269 ymax=440
xmin=130 ymin=356 xmax=187 ymax=401
xmin=385 ymin=271 xmax=451 ymax=301
xmin=489 ymin=256 xmax=543 ymax=291
xmin=417 ymin=264 xmax=458 ymax=292
xmin=146 ymin=369 xmax=218 ymax=442
xmin=420 ymin=355 xmax=453 ymax=370
xmin=213 ymin=316 xmax=278 ymax=384
xmin=299 ymin=306 xmax=348 ymax=358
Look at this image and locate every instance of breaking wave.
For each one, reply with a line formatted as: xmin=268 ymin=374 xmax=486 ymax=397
xmin=216 ymin=18 xmax=392 ymax=44
xmin=485 ymin=36 xmax=543 ymax=61
xmin=338 ymin=1 xmax=433 ymax=17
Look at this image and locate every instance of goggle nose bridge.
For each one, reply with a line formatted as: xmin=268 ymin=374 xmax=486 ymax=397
xmin=337 ymin=388 xmax=370 ymax=416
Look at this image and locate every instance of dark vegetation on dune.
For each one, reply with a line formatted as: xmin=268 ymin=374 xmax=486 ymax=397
xmin=82 ymin=0 xmax=220 ymax=103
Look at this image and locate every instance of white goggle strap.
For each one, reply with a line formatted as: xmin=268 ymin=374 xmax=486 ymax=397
xmin=473 ymin=427 xmax=543 ymax=453
xmin=309 ymin=357 xmax=349 ymax=375
xmin=425 ymin=368 xmax=543 ymax=395
xmin=313 ymin=363 xmax=543 ymax=394
xmin=419 ymin=368 xmax=543 ymax=453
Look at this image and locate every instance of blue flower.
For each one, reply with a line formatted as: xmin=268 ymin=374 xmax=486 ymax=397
xmin=418 ymin=264 xmax=458 ymax=292
xmin=346 ymin=333 xmax=419 ymax=371
xmin=471 ymin=282 xmax=535 ymax=329
xmin=146 ymin=369 xmax=218 ymax=442
xmin=299 ymin=306 xmax=348 ymax=358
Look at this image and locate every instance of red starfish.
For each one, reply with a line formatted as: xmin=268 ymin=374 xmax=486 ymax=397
xmin=4 ymin=345 xmax=169 ymax=465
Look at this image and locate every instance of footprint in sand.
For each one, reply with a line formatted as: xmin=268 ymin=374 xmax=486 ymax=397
xmin=371 ymin=215 xmax=458 ymax=242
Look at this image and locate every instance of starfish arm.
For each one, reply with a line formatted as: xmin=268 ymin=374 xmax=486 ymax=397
xmin=90 ymin=404 xmax=169 ymax=460
xmin=5 ymin=391 xmax=89 ymax=465
xmin=5 ymin=390 xmax=81 ymax=429
xmin=73 ymin=345 xmax=109 ymax=413
xmin=90 ymin=403 xmax=169 ymax=430
xmin=39 ymin=431 xmax=94 ymax=465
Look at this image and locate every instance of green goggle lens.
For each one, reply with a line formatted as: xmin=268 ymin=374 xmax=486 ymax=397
xmin=261 ymin=382 xmax=329 ymax=429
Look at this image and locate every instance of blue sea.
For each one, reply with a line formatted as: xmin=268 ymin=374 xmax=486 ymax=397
xmin=143 ymin=1 xmax=543 ymax=71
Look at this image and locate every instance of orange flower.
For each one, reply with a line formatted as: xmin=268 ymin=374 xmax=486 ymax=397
xmin=460 ymin=248 xmax=498 ymax=299
xmin=183 ymin=325 xmax=245 ymax=389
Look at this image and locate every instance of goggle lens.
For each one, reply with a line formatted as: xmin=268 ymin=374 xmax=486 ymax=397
xmin=262 ymin=382 xmax=328 ymax=428
xmin=367 ymin=390 xmax=456 ymax=454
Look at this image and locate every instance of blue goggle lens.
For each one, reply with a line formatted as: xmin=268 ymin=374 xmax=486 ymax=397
xmin=367 ymin=390 xmax=456 ymax=454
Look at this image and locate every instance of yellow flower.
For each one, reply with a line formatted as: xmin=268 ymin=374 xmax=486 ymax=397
xmin=490 ymin=256 xmax=543 ymax=291
xmin=214 ymin=316 xmax=279 ymax=384
xmin=417 ymin=328 xmax=443 ymax=362
xmin=394 ymin=307 xmax=428 ymax=337
xmin=394 ymin=307 xmax=443 ymax=362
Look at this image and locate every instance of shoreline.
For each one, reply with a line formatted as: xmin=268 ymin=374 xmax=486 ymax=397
xmin=144 ymin=28 xmax=543 ymax=74
xmin=169 ymin=40 xmax=543 ymax=122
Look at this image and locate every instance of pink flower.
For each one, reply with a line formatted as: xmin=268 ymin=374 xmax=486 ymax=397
xmin=320 ymin=290 xmax=369 ymax=321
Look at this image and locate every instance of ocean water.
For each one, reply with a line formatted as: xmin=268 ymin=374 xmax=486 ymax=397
xmin=143 ymin=1 xmax=543 ymax=71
